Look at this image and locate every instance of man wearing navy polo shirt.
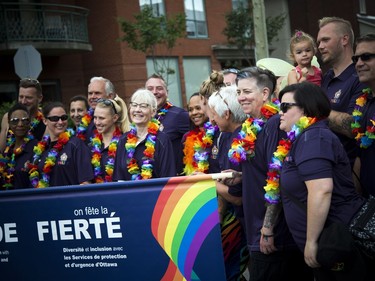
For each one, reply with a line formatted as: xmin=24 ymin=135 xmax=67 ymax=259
xmin=317 ymin=17 xmax=366 ymax=169
xmin=145 ymin=74 xmax=189 ymax=175
xmin=335 ymin=34 xmax=375 ymax=198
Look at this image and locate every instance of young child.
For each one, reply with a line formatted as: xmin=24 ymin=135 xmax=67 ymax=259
xmin=287 ymin=30 xmax=322 ymax=86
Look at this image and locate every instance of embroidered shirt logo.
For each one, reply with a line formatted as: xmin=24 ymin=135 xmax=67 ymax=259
xmin=58 ymin=153 xmax=68 ymax=165
xmin=331 ymin=90 xmax=342 ymax=103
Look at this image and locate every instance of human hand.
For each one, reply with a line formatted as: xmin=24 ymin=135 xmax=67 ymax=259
xmin=216 ymin=169 xmax=242 ymax=186
xmin=304 ymin=240 xmax=320 ymax=268
xmin=259 ymin=228 xmax=277 ymax=255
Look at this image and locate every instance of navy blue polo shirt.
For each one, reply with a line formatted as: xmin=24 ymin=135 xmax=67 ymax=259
xmin=113 ymin=130 xmax=176 ymax=181
xmin=10 ymin=138 xmax=39 ymax=189
xmin=280 ymin=120 xmax=365 ymax=251
xmin=358 ymin=94 xmax=375 ymax=197
xmin=321 ymin=64 xmax=366 ymax=166
xmin=84 ymin=121 xmax=96 ymax=145
xmin=37 ymin=136 xmax=94 ymax=186
xmin=156 ymin=105 xmax=189 ymax=175
xmin=241 ymin=115 xmax=297 ymax=252
xmin=32 ymin=120 xmax=46 ymax=141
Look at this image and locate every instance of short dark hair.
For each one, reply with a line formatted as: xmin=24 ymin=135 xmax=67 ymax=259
xmin=19 ymin=78 xmax=42 ymax=96
xmin=69 ymin=95 xmax=89 ymax=110
xmin=8 ymin=103 xmax=29 ymax=122
xmin=279 ymin=82 xmax=331 ymax=119
xmin=237 ymin=66 xmax=276 ymax=94
xmin=355 ymin=33 xmax=375 ymax=46
xmin=42 ymin=102 xmax=66 ymax=117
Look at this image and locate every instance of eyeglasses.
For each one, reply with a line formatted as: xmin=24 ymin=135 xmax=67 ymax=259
xmin=9 ymin=117 xmax=30 ymax=126
xmin=280 ymin=102 xmax=299 ymax=113
xmin=352 ymin=53 xmax=375 ymax=63
xmin=216 ymin=91 xmax=230 ymax=110
xmin=223 ymin=68 xmax=239 ymax=74
xmin=46 ymin=114 xmax=69 ymax=122
xmin=129 ymin=102 xmax=150 ymax=110
xmin=97 ymin=98 xmax=117 ymax=114
xmin=20 ymin=78 xmax=40 ymax=85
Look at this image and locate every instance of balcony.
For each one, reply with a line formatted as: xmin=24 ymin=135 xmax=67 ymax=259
xmin=0 ymin=2 xmax=92 ymax=55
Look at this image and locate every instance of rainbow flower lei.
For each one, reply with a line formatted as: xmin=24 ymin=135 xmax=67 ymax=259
xmin=76 ymin=108 xmax=94 ymax=141
xmin=28 ymin=130 xmax=72 ymax=188
xmin=30 ymin=110 xmax=43 ymax=132
xmin=156 ymin=101 xmax=172 ymax=121
xmin=228 ymin=100 xmax=280 ymax=164
xmin=351 ymin=88 xmax=375 ymax=148
xmin=125 ymin=118 xmax=159 ymax=180
xmin=0 ymin=130 xmax=34 ymax=189
xmin=183 ymin=121 xmax=218 ymax=175
xmin=264 ymin=116 xmax=317 ymax=204
xmin=91 ymin=126 xmax=122 ymax=183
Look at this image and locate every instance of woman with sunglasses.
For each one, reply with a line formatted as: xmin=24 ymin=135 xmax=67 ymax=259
xmin=113 ymin=89 xmax=175 ymax=181
xmin=278 ymin=82 xmax=369 ymax=280
xmin=0 ymin=103 xmax=38 ymax=189
xmin=28 ymin=102 xmax=94 ymax=187
xmin=91 ymin=96 xmax=130 ymax=183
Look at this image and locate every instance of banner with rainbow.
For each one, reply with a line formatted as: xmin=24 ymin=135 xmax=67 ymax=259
xmin=0 ymin=175 xmax=226 ymax=281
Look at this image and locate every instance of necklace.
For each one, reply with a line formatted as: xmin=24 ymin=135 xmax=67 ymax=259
xmin=76 ymin=108 xmax=94 ymax=141
xmin=183 ymin=121 xmax=218 ymax=175
xmin=156 ymin=101 xmax=172 ymax=122
xmin=264 ymin=116 xmax=317 ymax=204
xmin=30 ymin=110 xmax=43 ymax=132
xmin=125 ymin=118 xmax=159 ymax=180
xmin=29 ymin=130 xmax=72 ymax=188
xmin=0 ymin=131 xmax=34 ymax=189
xmin=352 ymin=88 xmax=375 ymax=148
xmin=91 ymin=126 xmax=121 ymax=183
xmin=228 ymin=101 xmax=279 ymax=164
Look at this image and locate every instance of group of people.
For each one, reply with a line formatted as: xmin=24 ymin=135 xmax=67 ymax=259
xmin=0 ymin=15 xmax=375 ymax=281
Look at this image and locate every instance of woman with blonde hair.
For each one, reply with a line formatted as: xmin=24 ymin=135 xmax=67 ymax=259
xmin=90 ymin=95 xmax=130 ymax=183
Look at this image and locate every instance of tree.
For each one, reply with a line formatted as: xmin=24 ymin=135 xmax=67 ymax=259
xmin=223 ymin=2 xmax=286 ymax=66
xmin=118 ymin=6 xmax=186 ymax=84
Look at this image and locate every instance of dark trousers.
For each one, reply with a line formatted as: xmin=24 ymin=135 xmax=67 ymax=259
xmin=249 ymin=250 xmax=314 ymax=281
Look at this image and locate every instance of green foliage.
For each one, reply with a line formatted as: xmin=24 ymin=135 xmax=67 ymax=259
xmin=223 ymin=4 xmax=286 ymax=51
xmin=118 ymin=6 xmax=186 ymax=79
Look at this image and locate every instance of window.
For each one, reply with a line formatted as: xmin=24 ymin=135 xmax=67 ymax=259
xmin=146 ymin=57 xmax=182 ymax=107
xmin=183 ymin=57 xmax=210 ymax=100
xmin=184 ymin=0 xmax=208 ymax=38
xmin=139 ymin=0 xmax=165 ymax=16
xmin=232 ymin=0 xmax=248 ymax=10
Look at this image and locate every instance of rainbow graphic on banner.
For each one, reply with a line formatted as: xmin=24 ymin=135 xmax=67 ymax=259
xmin=151 ymin=175 xmax=221 ymax=281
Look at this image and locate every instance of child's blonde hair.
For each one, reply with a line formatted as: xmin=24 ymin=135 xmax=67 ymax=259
xmin=289 ymin=30 xmax=317 ymax=63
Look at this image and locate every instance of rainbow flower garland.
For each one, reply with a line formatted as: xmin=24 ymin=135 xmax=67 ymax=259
xmin=264 ymin=116 xmax=317 ymax=204
xmin=30 ymin=110 xmax=43 ymax=132
xmin=91 ymin=126 xmax=122 ymax=183
xmin=28 ymin=130 xmax=72 ymax=188
xmin=228 ymin=101 xmax=280 ymax=165
xmin=156 ymin=101 xmax=172 ymax=121
xmin=76 ymin=108 xmax=94 ymax=141
xmin=125 ymin=118 xmax=159 ymax=180
xmin=351 ymin=88 xmax=375 ymax=148
xmin=0 ymin=130 xmax=34 ymax=189
xmin=183 ymin=121 xmax=218 ymax=175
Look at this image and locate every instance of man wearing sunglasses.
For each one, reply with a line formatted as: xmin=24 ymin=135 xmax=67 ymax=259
xmin=317 ymin=17 xmax=366 ymax=170
xmin=332 ymin=34 xmax=375 ymax=199
xmin=0 ymin=78 xmax=45 ymax=152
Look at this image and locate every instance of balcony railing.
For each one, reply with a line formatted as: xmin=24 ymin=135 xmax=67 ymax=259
xmin=0 ymin=2 xmax=92 ymax=53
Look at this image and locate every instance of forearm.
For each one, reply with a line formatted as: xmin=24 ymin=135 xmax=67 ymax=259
xmin=215 ymin=181 xmax=242 ymax=206
xmin=261 ymin=203 xmax=282 ymax=235
xmin=328 ymin=110 xmax=353 ymax=138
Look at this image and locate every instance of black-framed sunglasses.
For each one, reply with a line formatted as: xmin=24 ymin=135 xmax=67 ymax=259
xmin=280 ymin=102 xmax=299 ymax=113
xmin=97 ymin=98 xmax=117 ymax=114
xmin=46 ymin=114 xmax=69 ymax=122
xmin=223 ymin=68 xmax=239 ymax=74
xmin=352 ymin=53 xmax=375 ymax=64
xmin=216 ymin=91 xmax=230 ymax=110
xmin=9 ymin=117 xmax=30 ymax=126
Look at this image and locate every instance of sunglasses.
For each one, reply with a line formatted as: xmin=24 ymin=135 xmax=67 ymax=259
xmin=216 ymin=91 xmax=230 ymax=110
xmin=9 ymin=117 xmax=30 ymax=126
xmin=129 ymin=102 xmax=150 ymax=110
xmin=280 ymin=102 xmax=299 ymax=113
xmin=97 ymin=98 xmax=117 ymax=114
xmin=46 ymin=114 xmax=69 ymax=122
xmin=223 ymin=68 xmax=239 ymax=74
xmin=20 ymin=78 xmax=40 ymax=85
xmin=352 ymin=53 xmax=375 ymax=64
